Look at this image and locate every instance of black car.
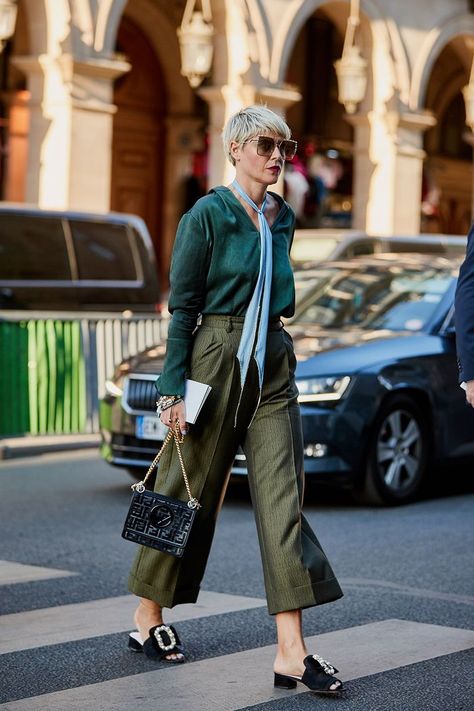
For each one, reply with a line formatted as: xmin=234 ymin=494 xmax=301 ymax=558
xmin=0 ymin=206 xmax=160 ymax=312
xmin=99 ymin=252 xmax=474 ymax=505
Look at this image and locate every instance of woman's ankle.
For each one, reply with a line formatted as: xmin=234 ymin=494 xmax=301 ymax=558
xmin=138 ymin=597 xmax=162 ymax=614
xmin=274 ymin=639 xmax=308 ymax=675
xmin=134 ymin=598 xmax=164 ymax=635
xmin=274 ymin=609 xmax=306 ymax=658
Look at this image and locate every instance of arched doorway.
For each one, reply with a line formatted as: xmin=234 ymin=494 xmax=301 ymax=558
xmin=284 ymin=8 xmax=354 ymax=229
xmin=1 ymin=0 xmax=29 ymax=201
xmin=111 ymin=16 xmax=166 ymax=280
xmin=422 ymin=39 xmax=472 ymax=235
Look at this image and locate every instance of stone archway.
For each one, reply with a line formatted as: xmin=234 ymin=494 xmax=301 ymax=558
xmin=111 ymin=16 xmax=166 ymax=280
xmin=408 ymin=13 xmax=474 ymax=235
xmin=284 ymin=7 xmax=354 ymax=228
xmin=94 ymin=0 xmax=130 ymax=54
xmin=265 ymin=0 xmax=424 ymax=234
xmin=108 ymin=1 xmax=207 ymax=287
xmin=268 ymin=0 xmax=409 ymax=103
xmin=410 ymin=12 xmax=474 ymax=111
xmin=1 ymin=0 xmax=32 ymax=201
xmin=421 ymin=37 xmax=473 ymax=234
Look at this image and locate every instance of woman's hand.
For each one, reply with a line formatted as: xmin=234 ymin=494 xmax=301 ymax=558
xmin=465 ymin=380 xmax=474 ymax=408
xmin=160 ymin=400 xmax=188 ymax=436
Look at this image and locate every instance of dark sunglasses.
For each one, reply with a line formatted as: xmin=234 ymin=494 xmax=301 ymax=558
xmin=244 ymin=135 xmax=298 ymax=160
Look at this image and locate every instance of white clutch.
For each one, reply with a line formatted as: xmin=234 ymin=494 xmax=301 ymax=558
xmin=183 ymin=379 xmax=212 ymax=423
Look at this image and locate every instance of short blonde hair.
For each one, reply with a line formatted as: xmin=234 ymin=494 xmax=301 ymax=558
xmin=222 ymin=105 xmax=291 ymax=166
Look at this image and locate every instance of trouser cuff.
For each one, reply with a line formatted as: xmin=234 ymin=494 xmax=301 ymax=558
xmin=128 ymin=573 xmax=200 ymax=608
xmin=267 ymin=577 xmax=344 ymax=615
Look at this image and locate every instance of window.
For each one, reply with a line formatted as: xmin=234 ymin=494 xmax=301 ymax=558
xmin=0 ymin=215 xmax=70 ymax=280
xmin=70 ymin=221 xmax=138 ymax=281
xmin=349 ymin=241 xmax=377 ymax=257
xmin=294 ymin=264 xmax=455 ymax=331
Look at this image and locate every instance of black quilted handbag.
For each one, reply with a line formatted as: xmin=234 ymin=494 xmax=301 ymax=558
xmin=122 ymin=424 xmax=200 ymax=557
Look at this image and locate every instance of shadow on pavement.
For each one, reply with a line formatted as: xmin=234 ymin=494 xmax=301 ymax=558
xmin=426 ymin=458 xmax=474 ymax=501
xmin=224 ymin=458 xmax=474 ymax=509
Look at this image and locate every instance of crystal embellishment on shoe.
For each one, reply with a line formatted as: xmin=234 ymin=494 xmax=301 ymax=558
xmin=312 ymin=654 xmax=336 ymax=676
xmin=274 ymin=654 xmax=342 ymax=696
xmin=154 ymin=624 xmax=177 ymax=652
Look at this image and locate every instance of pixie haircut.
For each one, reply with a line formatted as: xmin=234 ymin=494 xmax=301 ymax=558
xmin=222 ymin=105 xmax=291 ymax=165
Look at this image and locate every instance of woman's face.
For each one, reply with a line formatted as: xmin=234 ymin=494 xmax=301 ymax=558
xmin=230 ymin=133 xmax=285 ymax=187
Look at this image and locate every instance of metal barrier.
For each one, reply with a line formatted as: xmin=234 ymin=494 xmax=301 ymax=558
xmin=0 ymin=311 xmax=165 ymax=436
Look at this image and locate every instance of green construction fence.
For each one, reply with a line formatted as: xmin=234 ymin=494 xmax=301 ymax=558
xmin=0 ymin=320 xmax=87 ymax=436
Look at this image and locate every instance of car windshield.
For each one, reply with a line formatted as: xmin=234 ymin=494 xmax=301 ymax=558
xmin=292 ymin=261 xmax=456 ymax=331
xmin=291 ymin=237 xmax=340 ymax=263
xmin=294 ymin=267 xmax=336 ymax=304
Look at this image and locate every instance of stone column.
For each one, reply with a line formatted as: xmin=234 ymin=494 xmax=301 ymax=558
xmin=198 ymin=85 xmax=241 ymax=189
xmin=349 ymin=109 xmax=436 ymax=235
xmin=12 ymin=54 xmax=130 ymax=212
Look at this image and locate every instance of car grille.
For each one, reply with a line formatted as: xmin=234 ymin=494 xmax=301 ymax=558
xmin=123 ymin=375 xmax=157 ymax=414
xmin=111 ymin=433 xmax=157 ymax=460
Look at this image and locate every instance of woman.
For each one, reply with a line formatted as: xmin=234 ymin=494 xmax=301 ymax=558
xmin=127 ymin=106 xmax=344 ymax=695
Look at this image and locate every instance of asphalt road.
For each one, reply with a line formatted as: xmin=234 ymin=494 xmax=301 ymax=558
xmin=0 ymin=450 xmax=473 ymax=710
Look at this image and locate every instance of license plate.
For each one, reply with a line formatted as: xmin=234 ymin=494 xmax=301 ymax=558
xmin=136 ymin=415 xmax=168 ymax=440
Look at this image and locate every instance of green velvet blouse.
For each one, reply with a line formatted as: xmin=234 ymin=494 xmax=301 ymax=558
xmin=156 ymin=186 xmax=296 ymax=396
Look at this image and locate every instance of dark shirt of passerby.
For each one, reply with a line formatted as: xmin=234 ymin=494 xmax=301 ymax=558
xmin=455 ymin=221 xmax=474 ymax=406
xmin=183 ymin=174 xmax=206 ymax=212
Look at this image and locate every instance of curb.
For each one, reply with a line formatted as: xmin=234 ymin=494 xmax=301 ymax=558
xmin=0 ymin=434 xmax=101 ymax=460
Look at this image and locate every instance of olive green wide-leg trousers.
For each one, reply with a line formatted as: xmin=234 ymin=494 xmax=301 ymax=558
xmin=128 ymin=315 xmax=343 ymax=615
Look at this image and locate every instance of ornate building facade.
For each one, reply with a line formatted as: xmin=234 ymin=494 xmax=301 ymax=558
xmin=1 ymin=0 xmax=473 ymax=279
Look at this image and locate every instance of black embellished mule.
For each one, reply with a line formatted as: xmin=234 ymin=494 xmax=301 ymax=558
xmin=274 ymin=654 xmax=343 ymax=696
xmin=128 ymin=624 xmax=185 ymax=663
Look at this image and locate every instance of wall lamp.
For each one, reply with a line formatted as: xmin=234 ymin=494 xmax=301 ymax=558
xmin=177 ymin=0 xmax=214 ymax=88
xmin=0 ymin=0 xmax=17 ymax=52
xmin=334 ymin=0 xmax=367 ymax=114
xmin=463 ymin=49 xmax=474 ymax=132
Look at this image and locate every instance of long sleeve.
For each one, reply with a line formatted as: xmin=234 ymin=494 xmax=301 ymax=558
xmin=455 ymin=222 xmax=474 ymax=382
xmin=156 ymin=212 xmax=211 ymax=396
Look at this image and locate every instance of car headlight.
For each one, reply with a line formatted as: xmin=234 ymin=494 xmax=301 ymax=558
xmin=297 ymin=376 xmax=351 ymax=402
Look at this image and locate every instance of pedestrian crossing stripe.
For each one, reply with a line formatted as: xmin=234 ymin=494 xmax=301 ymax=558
xmin=1 ymin=619 xmax=472 ymax=710
xmin=0 ymin=591 xmax=266 ymax=655
xmin=0 ymin=560 xmax=76 ymax=586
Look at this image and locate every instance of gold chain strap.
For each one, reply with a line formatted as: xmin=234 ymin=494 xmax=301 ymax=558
xmin=131 ymin=422 xmax=200 ymax=510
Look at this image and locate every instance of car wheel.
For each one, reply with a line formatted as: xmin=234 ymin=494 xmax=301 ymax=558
xmin=356 ymin=395 xmax=430 ymax=506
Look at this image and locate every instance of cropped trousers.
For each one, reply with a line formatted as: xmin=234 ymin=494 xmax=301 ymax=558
xmin=128 ymin=314 xmax=343 ymax=615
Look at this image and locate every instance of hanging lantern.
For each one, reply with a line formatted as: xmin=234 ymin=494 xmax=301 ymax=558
xmin=463 ymin=82 xmax=474 ymax=132
xmin=0 ymin=0 xmax=17 ymax=52
xmin=334 ymin=0 xmax=367 ymax=114
xmin=334 ymin=45 xmax=368 ymax=114
xmin=177 ymin=0 xmax=214 ymax=88
xmin=463 ymin=55 xmax=474 ymax=132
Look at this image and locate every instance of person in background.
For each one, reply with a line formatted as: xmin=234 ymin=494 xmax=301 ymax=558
xmin=126 ymin=105 xmax=344 ymax=696
xmin=183 ymin=150 xmax=208 ymax=212
xmin=455 ymin=222 xmax=474 ymax=406
xmin=305 ymin=154 xmax=329 ymax=228
xmin=284 ymin=155 xmax=310 ymax=227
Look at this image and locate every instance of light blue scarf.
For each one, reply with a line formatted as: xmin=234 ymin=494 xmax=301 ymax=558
xmin=232 ymin=180 xmax=273 ymax=400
